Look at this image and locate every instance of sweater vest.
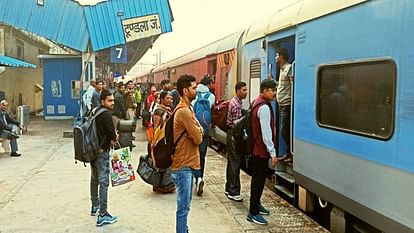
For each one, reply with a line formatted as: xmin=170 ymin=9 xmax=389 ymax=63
xmin=251 ymin=96 xmax=275 ymax=159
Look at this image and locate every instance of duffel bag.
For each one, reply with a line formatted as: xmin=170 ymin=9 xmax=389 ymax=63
xmin=137 ymin=154 xmax=161 ymax=186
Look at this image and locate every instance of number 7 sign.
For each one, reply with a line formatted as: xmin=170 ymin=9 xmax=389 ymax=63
xmin=110 ymin=45 xmax=127 ymax=64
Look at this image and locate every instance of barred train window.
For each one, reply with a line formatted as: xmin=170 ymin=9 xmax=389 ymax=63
xmin=317 ymin=59 xmax=396 ymax=140
xmin=249 ymin=59 xmax=261 ymax=101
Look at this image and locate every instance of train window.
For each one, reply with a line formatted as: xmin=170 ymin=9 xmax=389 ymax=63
xmin=317 ymin=59 xmax=396 ymax=140
xmin=250 ymin=59 xmax=261 ymax=79
xmin=249 ymin=59 xmax=262 ymax=101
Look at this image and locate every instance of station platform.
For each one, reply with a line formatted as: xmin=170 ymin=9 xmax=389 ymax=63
xmin=0 ymin=117 xmax=328 ymax=233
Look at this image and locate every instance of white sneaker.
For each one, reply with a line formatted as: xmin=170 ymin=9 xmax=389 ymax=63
xmin=227 ymin=194 xmax=243 ymax=202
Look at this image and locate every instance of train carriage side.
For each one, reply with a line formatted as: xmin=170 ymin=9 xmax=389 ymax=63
xmin=240 ymin=0 xmax=414 ymax=232
xmin=292 ymin=1 xmax=414 ymax=232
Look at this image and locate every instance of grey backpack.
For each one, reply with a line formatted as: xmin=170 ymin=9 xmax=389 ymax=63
xmin=73 ymin=107 xmax=107 ymax=164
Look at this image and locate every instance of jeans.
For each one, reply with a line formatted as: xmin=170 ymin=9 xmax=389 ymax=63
xmin=225 ymin=130 xmax=241 ymax=196
xmin=249 ymin=156 xmax=269 ymax=215
xmin=90 ymin=151 xmax=110 ymax=215
xmin=0 ymin=131 xmax=18 ymax=153
xmin=193 ymin=135 xmax=208 ymax=179
xmin=172 ymin=167 xmax=193 ymax=233
xmin=279 ymin=105 xmax=291 ymax=155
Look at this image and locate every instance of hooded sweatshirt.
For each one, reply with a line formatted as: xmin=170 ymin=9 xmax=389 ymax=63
xmin=191 ymin=83 xmax=215 ymax=108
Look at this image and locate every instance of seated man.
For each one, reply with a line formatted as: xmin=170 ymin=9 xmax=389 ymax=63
xmin=0 ymin=100 xmax=21 ymax=157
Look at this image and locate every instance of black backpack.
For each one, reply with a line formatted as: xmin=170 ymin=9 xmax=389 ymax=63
xmin=152 ymin=107 xmax=186 ymax=169
xmin=233 ymin=100 xmax=270 ymax=157
xmin=73 ymin=107 xmax=107 ymax=164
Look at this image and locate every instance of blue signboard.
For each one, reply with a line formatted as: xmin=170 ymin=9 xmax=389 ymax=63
xmin=110 ymin=45 xmax=127 ymax=64
xmin=113 ymin=71 xmax=122 ymax=78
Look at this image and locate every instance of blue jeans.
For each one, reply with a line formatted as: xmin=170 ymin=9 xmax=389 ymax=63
xmin=90 ymin=151 xmax=110 ymax=215
xmin=194 ymin=135 xmax=208 ymax=179
xmin=172 ymin=167 xmax=193 ymax=233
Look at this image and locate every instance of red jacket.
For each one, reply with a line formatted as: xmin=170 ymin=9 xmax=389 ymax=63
xmin=251 ymin=96 xmax=275 ymax=159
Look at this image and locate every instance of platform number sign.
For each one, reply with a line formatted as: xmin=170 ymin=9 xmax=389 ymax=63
xmin=110 ymin=45 xmax=127 ymax=64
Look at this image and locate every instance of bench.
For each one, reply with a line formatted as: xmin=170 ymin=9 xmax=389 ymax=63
xmin=0 ymin=138 xmax=10 ymax=153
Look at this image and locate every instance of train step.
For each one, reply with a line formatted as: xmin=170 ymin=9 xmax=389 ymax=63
xmin=286 ymin=162 xmax=294 ymax=175
xmin=276 ymin=161 xmax=294 ymax=175
xmin=275 ymin=171 xmax=295 ymax=184
xmin=275 ymin=184 xmax=294 ymax=199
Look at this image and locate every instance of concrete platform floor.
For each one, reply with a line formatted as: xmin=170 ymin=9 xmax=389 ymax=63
xmin=0 ymin=117 xmax=329 ymax=233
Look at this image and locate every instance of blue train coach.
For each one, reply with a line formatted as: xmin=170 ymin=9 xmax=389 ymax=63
xmin=239 ymin=0 xmax=414 ymax=232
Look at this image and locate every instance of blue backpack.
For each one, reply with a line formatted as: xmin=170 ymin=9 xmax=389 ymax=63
xmin=194 ymin=92 xmax=212 ymax=135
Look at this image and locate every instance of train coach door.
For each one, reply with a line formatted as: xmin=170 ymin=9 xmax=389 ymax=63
xmin=269 ymin=36 xmax=295 ymax=159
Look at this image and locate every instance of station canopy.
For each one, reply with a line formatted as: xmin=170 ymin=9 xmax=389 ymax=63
xmin=0 ymin=55 xmax=36 ymax=68
xmin=0 ymin=0 xmax=174 ymax=71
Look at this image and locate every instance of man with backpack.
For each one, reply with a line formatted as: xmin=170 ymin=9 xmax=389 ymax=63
xmin=247 ymin=79 xmax=278 ymax=225
xmin=171 ymin=74 xmax=203 ymax=233
xmin=192 ymin=75 xmax=215 ymax=196
xmin=224 ymin=81 xmax=248 ymax=202
xmin=90 ymin=89 xmax=119 ymax=227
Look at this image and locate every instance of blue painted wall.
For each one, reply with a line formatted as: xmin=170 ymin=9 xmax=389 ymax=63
xmin=43 ymin=57 xmax=82 ymax=119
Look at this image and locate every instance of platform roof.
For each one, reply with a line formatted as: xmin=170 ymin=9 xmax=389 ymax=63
xmin=0 ymin=55 xmax=36 ymax=68
xmin=0 ymin=0 xmax=173 ymax=52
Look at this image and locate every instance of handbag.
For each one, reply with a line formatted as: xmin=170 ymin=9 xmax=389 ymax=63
xmin=109 ymin=147 xmax=135 ymax=187
xmin=137 ymin=154 xmax=161 ymax=186
xmin=142 ymin=109 xmax=151 ymax=122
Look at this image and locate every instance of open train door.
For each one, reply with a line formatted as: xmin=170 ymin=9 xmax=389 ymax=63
xmin=268 ymin=36 xmax=295 ymax=159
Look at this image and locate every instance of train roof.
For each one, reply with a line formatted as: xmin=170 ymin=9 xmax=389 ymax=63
xmin=243 ymin=0 xmax=367 ymax=44
xmin=152 ymin=30 xmax=244 ymax=73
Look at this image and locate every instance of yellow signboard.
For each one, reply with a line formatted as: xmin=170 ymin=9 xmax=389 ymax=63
xmin=122 ymin=14 xmax=162 ymax=42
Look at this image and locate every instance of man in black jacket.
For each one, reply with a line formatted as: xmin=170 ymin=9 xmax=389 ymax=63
xmin=0 ymin=100 xmax=21 ymax=157
xmin=112 ymin=82 xmax=126 ymax=120
xmin=90 ymin=90 xmax=119 ymax=227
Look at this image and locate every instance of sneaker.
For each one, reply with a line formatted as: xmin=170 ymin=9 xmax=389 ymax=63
xmin=96 ymin=212 xmax=118 ymax=227
xmin=196 ymin=179 xmax=204 ymax=196
xmin=224 ymin=191 xmax=229 ymax=195
xmin=227 ymin=194 xmax=243 ymax=202
xmin=246 ymin=212 xmax=268 ymax=225
xmin=10 ymin=152 xmax=21 ymax=157
xmin=258 ymin=205 xmax=270 ymax=215
xmin=90 ymin=205 xmax=100 ymax=216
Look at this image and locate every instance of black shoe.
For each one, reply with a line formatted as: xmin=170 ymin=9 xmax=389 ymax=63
xmin=10 ymin=152 xmax=21 ymax=157
xmin=196 ymin=179 xmax=204 ymax=196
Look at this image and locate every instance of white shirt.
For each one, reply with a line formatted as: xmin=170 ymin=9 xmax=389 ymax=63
xmin=257 ymin=104 xmax=276 ymax=157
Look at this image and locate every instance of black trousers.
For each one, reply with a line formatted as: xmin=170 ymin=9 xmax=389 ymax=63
xmin=249 ymin=155 xmax=269 ymax=215
xmin=225 ymin=129 xmax=241 ymax=196
xmin=136 ymin=102 xmax=142 ymax=117
xmin=279 ymin=105 xmax=291 ymax=155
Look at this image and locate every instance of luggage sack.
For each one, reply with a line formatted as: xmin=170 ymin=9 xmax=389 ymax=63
xmin=137 ymin=154 xmax=161 ymax=186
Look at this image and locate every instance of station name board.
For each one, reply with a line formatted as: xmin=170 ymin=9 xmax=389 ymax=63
xmin=122 ymin=14 xmax=162 ymax=42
